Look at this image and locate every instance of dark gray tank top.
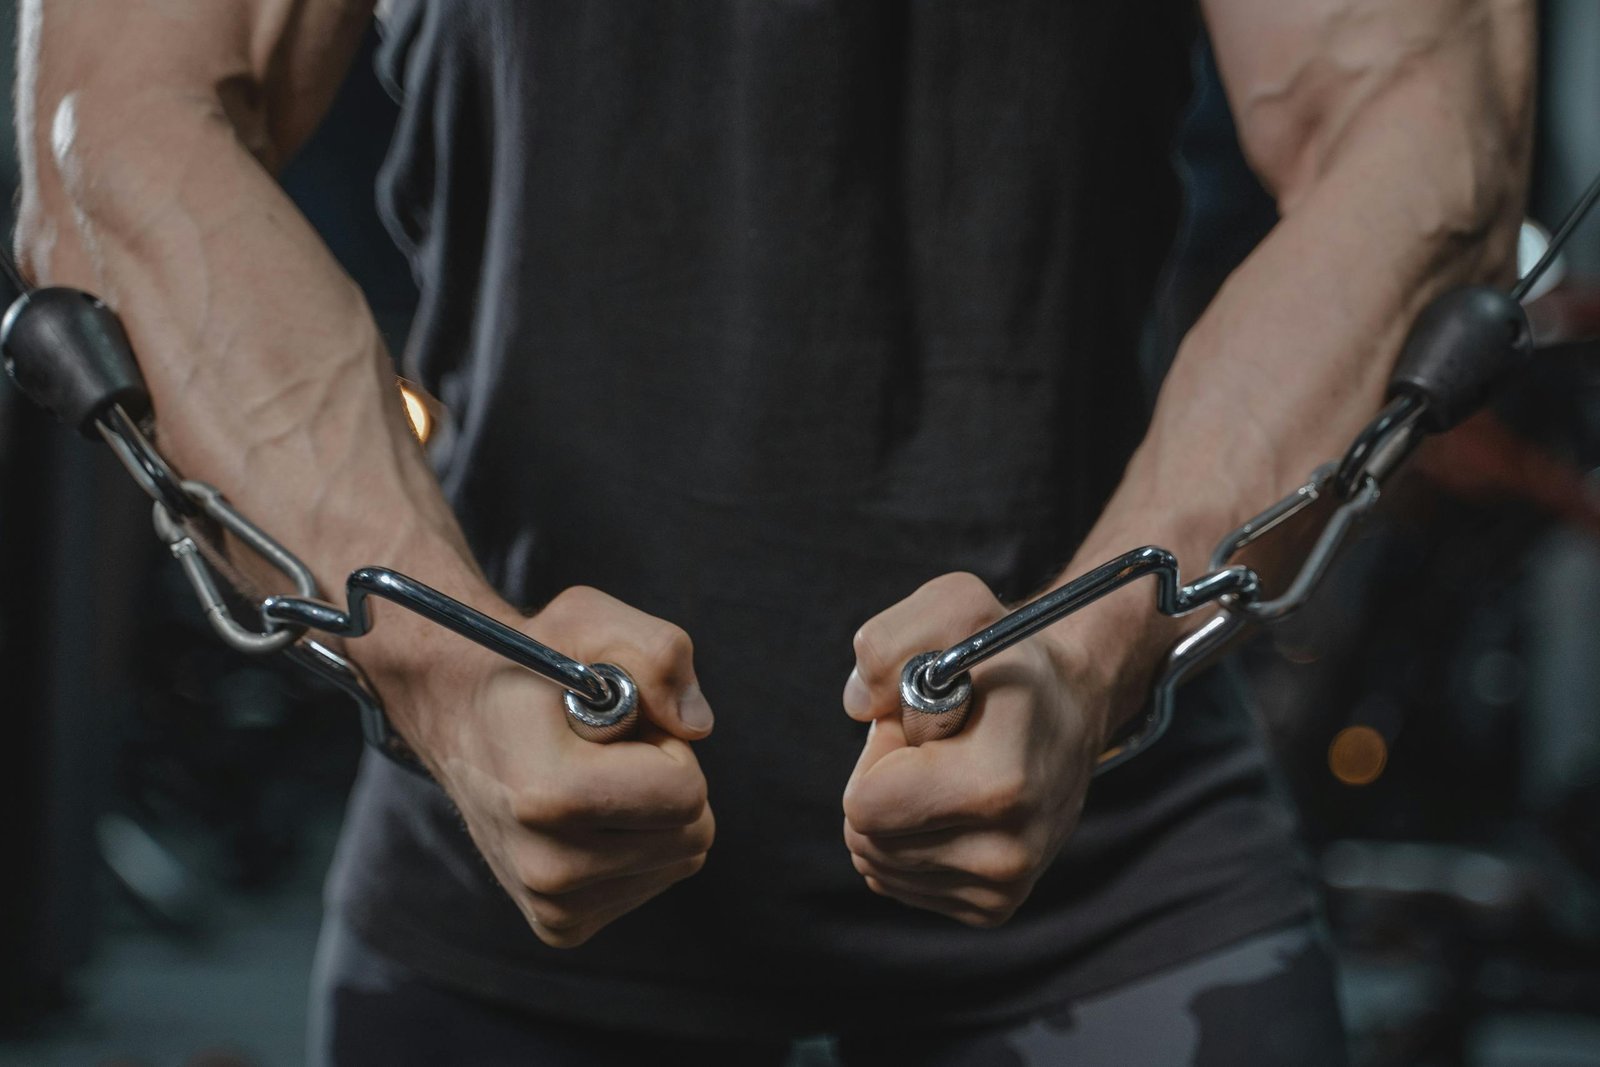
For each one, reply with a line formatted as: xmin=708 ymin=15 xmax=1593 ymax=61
xmin=326 ymin=0 xmax=1315 ymax=1037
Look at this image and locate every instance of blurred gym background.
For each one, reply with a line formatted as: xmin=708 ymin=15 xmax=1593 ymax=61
xmin=2 ymin=7 xmax=1600 ymax=1067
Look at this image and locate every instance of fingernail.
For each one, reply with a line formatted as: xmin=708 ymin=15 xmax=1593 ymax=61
xmin=843 ymin=668 xmax=871 ymax=718
xmin=680 ymin=683 xmax=714 ymax=732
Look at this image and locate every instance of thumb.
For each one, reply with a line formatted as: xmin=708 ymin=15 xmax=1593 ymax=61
xmin=640 ymin=677 xmax=716 ymax=740
xmin=842 ymin=662 xmax=902 ymax=724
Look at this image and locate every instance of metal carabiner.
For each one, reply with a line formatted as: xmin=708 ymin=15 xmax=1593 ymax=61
xmin=1229 ymin=475 xmax=1383 ymax=623
xmin=895 ymin=445 xmax=1394 ymax=763
xmin=1208 ymin=464 xmax=1337 ymax=573
xmin=1331 ymin=394 xmax=1422 ymax=499
xmin=151 ymin=480 xmax=319 ymax=655
xmin=1224 ymin=395 xmax=1421 ymax=623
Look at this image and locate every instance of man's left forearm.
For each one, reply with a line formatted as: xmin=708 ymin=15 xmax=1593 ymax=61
xmin=1045 ymin=0 xmax=1534 ymax=735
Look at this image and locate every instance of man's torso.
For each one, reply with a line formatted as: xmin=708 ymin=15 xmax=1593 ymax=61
xmin=327 ymin=0 xmax=1316 ymax=1037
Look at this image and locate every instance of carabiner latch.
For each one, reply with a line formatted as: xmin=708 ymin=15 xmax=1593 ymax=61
xmin=151 ymin=480 xmax=319 ymax=655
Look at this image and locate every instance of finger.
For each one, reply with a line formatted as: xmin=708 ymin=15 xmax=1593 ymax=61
xmin=845 ymin=824 xmax=1035 ymax=885
xmin=861 ymin=876 xmax=1004 ymax=928
xmin=514 ymin=809 xmax=715 ymax=893
xmin=526 ymin=854 xmax=706 ymax=934
xmin=852 ymin=857 xmax=1022 ymax=915
xmin=519 ymin=739 xmax=710 ymax=830
xmin=842 ymin=748 xmax=987 ymax=837
xmin=842 ymin=723 xmax=1024 ymax=836
xmin=537 ymin=586 xmax=712 ymax=739
xmin=845 ymin=572 xmax=1003 ymax=723
xmin=843 ymin=715 xmax=907 ymax=796
xmin=530 ymin=897 xmax=640 ymax=950
xmin=528 ymin=856 xmax=706 ymax=948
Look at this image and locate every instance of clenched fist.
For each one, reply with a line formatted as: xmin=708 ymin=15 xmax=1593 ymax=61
xmin=386 ymin=585 xmax=716 ymax=948
xmin=841 ymin=572 xmax=1109 ymax=928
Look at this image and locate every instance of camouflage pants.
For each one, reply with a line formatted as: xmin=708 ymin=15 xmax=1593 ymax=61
xmin=311 ymin=920 xmax=1345 ymax=1066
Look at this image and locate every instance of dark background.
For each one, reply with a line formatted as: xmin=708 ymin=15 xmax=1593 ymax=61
xmin=2 ymin=6 xmax=1600 ymax=1066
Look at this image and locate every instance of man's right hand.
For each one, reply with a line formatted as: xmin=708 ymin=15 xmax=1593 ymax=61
xmin=386 ymin=586 xmax=716 ymax=949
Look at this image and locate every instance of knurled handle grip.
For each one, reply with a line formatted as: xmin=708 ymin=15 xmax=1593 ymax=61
xmin=563 ymin=663 xmax=641 ymax=743
xmin=898 ymin=652 xmax=973 ymax=746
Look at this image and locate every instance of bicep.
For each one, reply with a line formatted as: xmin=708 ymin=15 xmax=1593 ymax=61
xmin=20 ymin=0 xmax=372 ymax=180
xmin=1199 ymin=0 xmax=1533 ymax=213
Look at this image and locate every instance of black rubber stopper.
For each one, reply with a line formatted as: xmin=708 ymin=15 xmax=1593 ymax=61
xmin=2 ymin=286 xmax=150 ymax=437
xmin=1388 ymin=286 xmax=1530 ymax=433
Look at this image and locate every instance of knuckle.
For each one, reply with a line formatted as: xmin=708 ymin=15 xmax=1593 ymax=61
xmin=532 ymin=914 xmax=595 ymax=949
xmin=852 ymin=622 xmax=892 ymax=683
xmin=526 ymin=897 xmax=575 ymax=931
xmin=923 ymin=571 xmax=996 ymax=613
xmin=544 ymin=584 xmax=605 ymax=622
xmin=663 ymin=774 xmax=709 ymax=825
xmin=643 ymin=622 xmax=695 ymax=668
xmin=515 ymin=850 xmax=585 ymax=897
xmin=688 ymin=812 xmax=716 ymax=853
xmin=973 ymin=773 xmax=1031 ymax=822
xmin=970 ymin=842 xmax=1036 ymax=885
xmin=841 ymin=787 xmax=883 ymax=835
xmin=960 ymin=906 xmax=1016 ymax=930
xmin=966 ymin=885 xmax=1022 ymax=915
xmin=513 ymin=781 xmax=585 ymax=829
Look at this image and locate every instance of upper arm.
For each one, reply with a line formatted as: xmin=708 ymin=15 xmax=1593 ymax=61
xmin=17 ymin=0 xmax=372 ymax=280
xmin=18 ymin=0 xmax=372 ymax=199
xmin=1200 ymin=0 xmax=1533 ymax=219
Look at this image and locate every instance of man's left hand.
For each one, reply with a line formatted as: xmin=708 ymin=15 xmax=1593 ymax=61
xmin=840 ymin=572 xmax=1110 ymax=927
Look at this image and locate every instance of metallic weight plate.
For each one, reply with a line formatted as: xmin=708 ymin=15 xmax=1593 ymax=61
xmin=563 ymin=663 xmax=641 ymax=743
xmin=899 ymin=651 xmax=973 ymax=746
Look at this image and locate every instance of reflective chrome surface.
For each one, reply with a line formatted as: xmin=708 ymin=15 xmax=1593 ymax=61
xmin=98 ymin=403 xmax=197 ymax=519
xmin=898 ymin=548 xmax=1261 ymax=750
xmin=1332 ymin=394 xmax=1422 ymax=498
xmin=261 ymin=567 xmax=617 ymax=710
xmin=280 ymin=639 xmax=429 ymax=772
xmin=901 ymin=390 xmax=1426 ymax=764
xmin=1096 ymin=609 xmax=1246 ymax=774
xmin=150 ymin=480 xmax=317 ymax=655
xmin=923 ymin=549 xmax=1259 ymax=695
xmin=563 ymin=663 xmax=640 ymax=744
xmin=1233 ymin=475 xmax=1383 ymax=622
xmin=899 ymin=651 xmax=974 ymax=746
xmin=95 ymin=404 xmax=632 ymax=753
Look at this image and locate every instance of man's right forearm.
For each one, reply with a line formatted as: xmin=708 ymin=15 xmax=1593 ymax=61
xmin=17 ymin=0 xmax=509 ymax=746
xmin=16 ymin=4 xmax=719 ymax=948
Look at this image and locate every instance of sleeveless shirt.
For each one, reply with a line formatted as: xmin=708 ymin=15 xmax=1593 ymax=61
xmin=324 ymin=0 xmax=1316 ymax=1038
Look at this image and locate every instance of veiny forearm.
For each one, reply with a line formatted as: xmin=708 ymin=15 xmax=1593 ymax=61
xmin=17 ymin=0 xmax=508 ymax=737
xmin=1048 ymin=0 xmax=1533 ymax=724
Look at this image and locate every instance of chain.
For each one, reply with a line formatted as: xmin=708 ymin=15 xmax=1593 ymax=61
xmin=94 ymin=407 xmax=641 ymax=769
xmin=898 ymin=397 xmax=1418 ymax=765
xmin=898 ymin=173 xmax=1600 ymax=759
xmin=107 ymin=372 xmax=1415 ymax=774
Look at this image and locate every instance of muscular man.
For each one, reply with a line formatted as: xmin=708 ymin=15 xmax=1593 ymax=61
xmin=18 ymin=1 xmax=1530 ymax=1062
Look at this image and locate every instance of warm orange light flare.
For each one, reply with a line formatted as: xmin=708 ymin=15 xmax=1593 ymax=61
xmin=1328 ymin=725 xmax=1388 ymax=786
xmin=399 ymin=381 xmax=433 ymax=444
